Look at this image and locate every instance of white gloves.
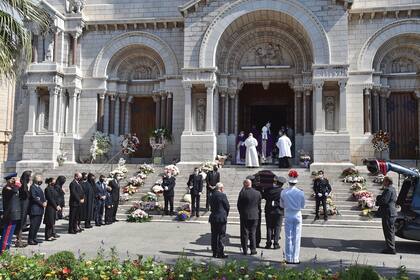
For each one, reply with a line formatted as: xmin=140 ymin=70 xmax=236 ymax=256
xmin=317 ymin=193 xmax=322 ymax=197
xmin=189 ymin=186 xmax=193 ymax=189
xmin=199 ymin=192 xmax=202 ymax=196
xmin=164 ymin=186 xmax=169 ymax=191
xmin=325 ymin=192 xmax=329 ymax=197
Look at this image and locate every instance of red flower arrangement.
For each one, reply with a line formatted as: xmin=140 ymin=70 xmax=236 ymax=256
xmin=288 ymin=169 xmax=299 ymax=178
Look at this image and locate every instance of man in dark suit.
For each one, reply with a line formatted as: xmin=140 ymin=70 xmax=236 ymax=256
xmin=187 ymin=167 xmax=203 ymax=217
xmin=313 ymin=170 xmax=332 ymax=221
xmin=206 ymin=166 xmax=220 ymax=211
xmin=68 ymin=173 xmax=84 ymax=234
xmin=209 ymin=182 xmax=229 ymax=258
xmin=376 ymin=176 xmax=398 ymax=254
xmin=95 ymin=175 xmax=107 ymax=226
xmin=162 ymin=169 xmax=176 ymax=215
xmin=109 ymin=174 xmax=120 ymax=222
xmin=263 ymin=176 xmax=286 ymax=249
xmin=237 ymin=179 xmax=262 ymax=255
xmin=28 ymin=174 xmax=46 ymax=245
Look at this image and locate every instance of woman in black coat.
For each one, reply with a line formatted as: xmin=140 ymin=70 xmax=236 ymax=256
xmin=82 ymin=173 xmax=96 ymax=228
xmin=55 ymin=176 xmax=66 ymax=220
xmin=44 ymin=178 xmax=61 ymax=241
xmin=15 ymin=170 xmax=32 ymax=247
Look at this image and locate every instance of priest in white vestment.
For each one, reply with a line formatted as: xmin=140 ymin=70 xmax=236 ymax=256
xmin=245 ymin=133 xmax=259 ymax=167
xmin=276 ymin=131 xmax=292 ymax=168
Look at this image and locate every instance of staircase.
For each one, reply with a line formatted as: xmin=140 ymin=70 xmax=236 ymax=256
xmin=118 ymin=164 xmax=394 ymax=229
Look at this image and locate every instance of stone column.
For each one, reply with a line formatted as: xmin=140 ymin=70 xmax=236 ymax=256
xmin=72 ymin=33 xmax=78 ymax=66
xmin=416 ymin=90 xmax=420 ymax=154
xmin=53 ymin=31 xmax=58 ymax=62
xmin=119 ymin=95 xmax=126 ymax=135
xmin=224 ymin=92 xmax=229 ymax=134
xmin=75 ymin=90 xmax=81 ymax=135
xmin=379 ymin=89 xmax=390 ymax=131
xmin=32 ymin=35 xmax=38 ymax=63
xmin=153 ymin=94 xmax=161 ymax=129
xmin=313 ymin=81 xmax=324 ymax=133
xmin=305 ymin=90 xmax=313 ymax=134
xmin=234 ymin=93 xmax=239 ymax=135
xmin=48 ymin=86 xmax=60 ymax=133
xmin=166 ymin=93 xmax=173 ymax=133
xmin=228 ymin=91 xmax=236 ymax=135
xmin=363 ymin=88 xmax=372 ymax=134
xmin=338 ymin=80 xmax=348 ymax=133
xmin=114 ymin=95 xmax=120 ymax=136
xmin=183 ymin=84 xmax=192 ymax=133
xmin=126 ymin=96 xmax=133 ymax=134
xmin=219 ymin=91 xmax=226 ymax=134
xmin=295 ymin=90 xmax=303 ymax=135
xmin=58 ymin=89 xmax=64 ymax=133
xmin=372 ymin=89 xmax=380 ymax=133
xmin=68 ymin=89 xmax=78 ymax=134
xmin=160 ymin=92 xmax=167 ymax=128
xmin=109 ymin=94 xmax=115 ymax=134
xmin=103 ymin=94 xmax=110 ymax=134
xmin=206 ymin=83 xmax=215 ymax=132
xmin=97 ymin=93 xmax=105 ymax=131
xmin=27 ymin=87 xmax=38 ymax=134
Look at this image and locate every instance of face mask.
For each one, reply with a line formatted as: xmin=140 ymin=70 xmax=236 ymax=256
xmin=36 ymin=181 xmax=42 ymax=185
xmin=100 ymin=179 xmax=104 ymax=183
xmin=194 ymin=171 xmax=199 ymax=175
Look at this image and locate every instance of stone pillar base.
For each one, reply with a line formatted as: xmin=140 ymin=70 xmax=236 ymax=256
xmin=217 ymin=134 xmax=228 ymax=154
xmin=313 ymin=132 xmax=351 ymax=162
xmin=180 ymin=132 xmax=217 ymax=162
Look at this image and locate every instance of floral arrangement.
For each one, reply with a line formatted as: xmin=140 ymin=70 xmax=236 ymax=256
xmin=352 ymin=190 xmax=374 ymax=201
xmin=358 ymin=196 xmax=375 ymax=210
xmin=109 ymin=158 xmax=128 ymax=180
xmin=128 ymin=176 xmax=144 ymax=187
xmin=178 ymin=203 xmax=191 ymax=212
xmin=119 ymin=193 xmax=130 ymax=202
xmin=90 ymin=132 xmax=111 ymax=161
xmin=127 ymin=209 xmax=152 ymax=223
xmin=123 ymin=185 xmax=138 ymax=195
xmin=350 ymin=182 xmax=367 ymax=192
xmin=298 ymin=150 xmax=311 ymax=168
xmin=126 ymin=201 xmax=142 ymax=214
xmin=176 ymin=210 xmax=191 ymax=221
xmin=141 ymin=201 xmax=162 ymax=212
xmin=56 ymin=151 xmax=68 ymax=166
xmin=151 ymin=185 xmax=164 ymax=194
xmin=182 ymin=193 xmax=192 ymax=204
xmin=141 ymin=192 xmax=158 ymax=202
xmin=121 ymin=133 xmax=140 ymax=155
xmin=215 ymin=154 xmax=231 ymax=167
xmin=319 ymin=196 xmax=339 ymax=216
xmin=343 ymin=175 xmax=366 ymax=183
xmin=165 ymin=164 xmax=180 ymax=177
xmin=200 ymin=161 xmax=218 ymax=173
xmin=372 ymin=130 xmax=390 ymax=152
xmin=341 ymin=167 xmax=359 ymax=177
xmin=151 ymin=128 xmax=172 ymax=141
xmin=138 ymin=164 xmax=155 ymax=175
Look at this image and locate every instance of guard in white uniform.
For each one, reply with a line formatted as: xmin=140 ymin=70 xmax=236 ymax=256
xmin=280 ymin=169 xmax=305 ymax=264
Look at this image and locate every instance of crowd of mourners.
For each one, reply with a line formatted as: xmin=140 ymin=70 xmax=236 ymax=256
xmin=0 ymin=171 xmax=120 ymax=252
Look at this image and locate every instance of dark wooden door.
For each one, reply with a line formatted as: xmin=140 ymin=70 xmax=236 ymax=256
xmin=131 ymin=97 xmax=155 ymax=158
xmin=388 ymin=92 xmax=419 ymax=159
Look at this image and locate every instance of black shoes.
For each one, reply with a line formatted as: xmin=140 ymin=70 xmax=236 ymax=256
xmin=217 ymin=254 xmax=228 ymax=259
xmin=53 ymin=234 xmax=60 ymax=238
xmin=286 ymin=261 xmax=301 ymax=265
xmin=273 ymin=244 xmax=280 ymax=249
xmin=264 ymin=243 xmax=272 ymax=249
xmin=324 ymin=216 xmax=328 ymax=221
xmin=314 ymin=215 xmax=320 ymax=221
xmin=250 ymin=250 xmax=258 ymax=255
xmin=28 ymin=240 xmax=37 ymax=245
xmin=381 ymin=248 xmax=396 ymax=255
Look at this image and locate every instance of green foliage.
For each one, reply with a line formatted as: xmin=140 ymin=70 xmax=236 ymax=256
xmin=0 ymin=251 xmax=415 ymax=280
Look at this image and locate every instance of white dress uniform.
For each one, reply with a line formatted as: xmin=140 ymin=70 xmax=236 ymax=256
xmin=280 ymin=182 xmax=305 ymax=263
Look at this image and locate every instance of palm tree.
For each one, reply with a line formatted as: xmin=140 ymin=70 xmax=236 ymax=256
xmin=0 ymin=0 xmax=50 ymax=77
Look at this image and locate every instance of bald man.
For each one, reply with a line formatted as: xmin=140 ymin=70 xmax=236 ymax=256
xmin=68 ymin=173 xmax=85 ymax=234
xmin=237 ymin=179 xmax=262 ymax=255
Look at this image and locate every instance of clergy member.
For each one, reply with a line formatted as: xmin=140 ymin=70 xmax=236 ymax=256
xmin=260 ymin=122 xmax=273 ymax=164
xmin=245 ymin=133 xmax=259 ymax=168
xmin=276 ymin=131 xmax=292 ymax=168
xmin=236 ymin=131 xmax=247 ymax=165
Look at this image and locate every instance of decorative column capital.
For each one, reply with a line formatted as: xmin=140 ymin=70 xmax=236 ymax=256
xmin=160 ymin=91 xmax=168 ymax=99
xmin=294 ymin=89 xmax=303 ymax=98
xmin=182 ymin=82 xmax=193 ymax=90
xmin=228 ymin=88 xmax=238 ymax=99
xmin=119 ymin=94 xmax=127 ymax=102
xmin=205 ymin=82 xmax=216 ymax=92
xmin=108 ymin=92 xmax=116 ymax=101
xmin=338 ymin=79 xmax=348 ymax=89
xmin=380 ymin=87 xmax=391 ymax=98
xmin=48 ymin=86 xmax=61 ymax=95
xmin=152 ymin=94 xmax=161 ymax=103
xmin=167 ymin=92 xmax=173 ymax=99
xmin=313 ymin=80 xmax=324 ymax=90
xmin=98 ymin=92 xmax=106 ymax=100
xmin=127 ymin=96 xmax=134 ymax=103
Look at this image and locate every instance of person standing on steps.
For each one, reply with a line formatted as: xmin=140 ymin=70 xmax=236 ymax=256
xmin=68 ymin=173 xmax=84 ymax=234
xmin=209 ymin=182 xmax=230 ymax=259
xmin=280 ymin=170 xmax=305 ymax=264
xmin=244 ymin=133 xmax=259 ymax=168
xmin=376 ymin=176 xmax=397 ymax=255
xmin=162 ymin=168 xmax=176 ymax=215
xmin=276 ymin=130 xmax=292 ymax=168
xmin=28 ymin=174 xmax=46 ymax=245
xmin=263 ymin=176 xmax=286 ymax=249
xmin=237 ymin=179 xmax=262 ymax=255
xmin=206 ymin=165 xmax=220 ymax=211
xmin=313 ymin=170 xmax=332 ymax=221
xmin=187 ymin=167 xmax=203 ymax=218
xmin=109 ymin=174 xmax=120 ymax=222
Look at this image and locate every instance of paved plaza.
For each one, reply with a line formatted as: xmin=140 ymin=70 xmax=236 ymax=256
xmin=13 ymin=220 xmax=420 ymax=278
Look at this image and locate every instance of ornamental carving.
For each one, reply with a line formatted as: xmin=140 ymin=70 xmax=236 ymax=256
xmin=241 ymin=43 xmax=287 ymax=67
xmin=391 ymin=57 xmax=416 ymax=73
xmin=65 ymin=0 xmax=85 ymax=14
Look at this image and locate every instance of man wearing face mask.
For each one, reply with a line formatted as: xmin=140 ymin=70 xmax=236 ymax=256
xmin=28 ymin=174 xmax=46 ymax=245
xmin=187 ymin=167 xmax=203 ymax=218
xmin=68 ymin=173 xmax=85 ymax=234
xmin=95 ymin=175 xmax=107 ymax=226
xmin=1 ymin=173 xmax=22 ymax=253
xmin=162 ymin=168 xmax=176 ymax=215
xmin=206 ymin=166 xmax=220 ymax=211
xmin=313 ymin=170 xmax=332 ymax=221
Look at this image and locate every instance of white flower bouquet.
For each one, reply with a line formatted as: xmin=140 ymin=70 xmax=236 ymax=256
xmin=127 ymin=209 xmax=152 ymax=223
xmin=90 ymin=132 xmax=111 ymax=161
xmin=164 ymin=164 xmax=180 ymax=177
xmin=138 ymin=164 xmax=155 ymax=175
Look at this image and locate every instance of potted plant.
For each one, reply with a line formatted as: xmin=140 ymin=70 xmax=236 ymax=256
xmin=149 ymin=128 xmax=172 ymax=164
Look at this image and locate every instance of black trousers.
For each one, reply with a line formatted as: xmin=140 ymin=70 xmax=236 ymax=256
xmin=28 ymin=215 xmax=42 ymax=242
xmin=112 ymin=200 xmax=119 ymax=221
xmin=68 ymin=205 xmax=81 ymax=233
xmin=164 ymin=195 xmax=174 ymax=214
xmin=206 ymin=186 xmax=215 ymax=210
xmin=95 ymin=200 xmax=105 ymax=225
xmin=105 ymin=206 xmax=113 ymax=224
xmin=240 ymin=218 xmax=258 ymax=253
xmin=256 ymin=212 xmax=262 ymax=247
xmin=45 ymin=223 xmax=54 ymax=239
xmin=191 ymin=194 xmax=201 ymax=214
xmin=315 ymin=198 xmax=328 ymax=217
xmin=278 ymin=157 xmax=291 ymax=168
xmin=265 ymin=213 xmax=283 ymax=245
xmin=382 ymin=216 xmax=396 ymax=251
xmin=211 ymin=222 xmax=226 ymax=256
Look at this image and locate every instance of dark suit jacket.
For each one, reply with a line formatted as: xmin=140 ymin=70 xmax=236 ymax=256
xmin=187 ymin=174 xmax=203 ymax=195
xmin=109 ymin=179 xmax=120 ymax=202
xmin=29 ymin=184 xmax=46 ymax=216
xmin=262 ymin=186 xmax=283 ymax=215
xmin=69 ymin=180 xmax=84 ymax=207
xmin=95 ymin=181 xmax=108 ymax=200
xmin=206 ymin=171 xmax=220 ymax=187
xmin=237 ymin=187 xmax=261 ymax=220
xmin=209 ymin=191 xmax=230 ymax=223
xmin=313 ymin=178 xmax=332 ymax=199
xmin=376 ymin=185 xmax=397 ymax=218
xmin=2 ymin=186 xmax=22 ymax=222
xmin=162 ymin=176 xmax=176 ymax=197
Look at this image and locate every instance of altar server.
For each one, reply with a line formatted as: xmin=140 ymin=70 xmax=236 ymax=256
xmin=276 ymin=131 xmax=292 ymax=168
xmin=245 ymin=133 xmax=259 ymax=168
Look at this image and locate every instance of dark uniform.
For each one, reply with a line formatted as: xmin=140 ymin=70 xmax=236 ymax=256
xmin=68 ymin=179 xmax=84 ymax=233
xmin=82 ymin=174 xmax=96 ymax=228
xmin=44 ymin=184 xmax=59 ymax=240
xmin=16 ymin=171 xmax=31 ymax=246
xmin=105 ymin=186 xmax=114 ymax=224
xmin=109 ymin=178 xmax=120 ymax=222
xmin=263 ymin=184 xmax=284 ymax=249
xmin=237 ymin=187 xmax=262 ymax=255
xmin=1 ymin=175 xmax=21 ymax=252
xmin=376 ymin=185 xmax=398 ymax=253
xmin=209 ymin=190 xmax=230 ymax=258
xmin=54 ymin=176 xmax=66 ymax=220
xmin=313 ymin=177 xmax=332 ymax=220
xmin=187 ymin=173 xmax=203 ymax=217
xmin=162 ymin=175 xmax=176 ymax=215
xmin=206 ymin=169 xmax=220 ymax=210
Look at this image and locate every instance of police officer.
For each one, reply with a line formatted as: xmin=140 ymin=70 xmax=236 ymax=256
xmin=313 ymin=170 xmax=332 ymax=221
xmin=187 ymin=167 xmax=203 ymax=217
xmin=209 ymin=182 xmax=229 ymax=258
xmin=206 ymin=166 xmax=220 ymax=211
xmin=263 ymin=176 xmax=286 ymax=249
xmin=376 ymin=176 xmax=397 ymax=254
xmin=162 ymin=168 xmax=176 ymax=215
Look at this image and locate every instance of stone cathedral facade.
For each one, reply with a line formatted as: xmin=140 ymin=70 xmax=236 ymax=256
xmin=5 ymin=0 xmax=420 ymax=173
